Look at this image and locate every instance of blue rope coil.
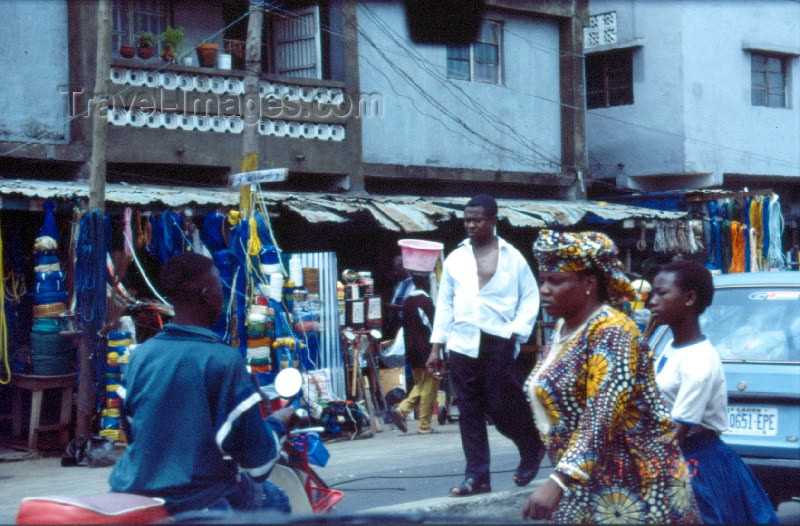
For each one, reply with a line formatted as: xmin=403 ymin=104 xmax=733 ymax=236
xmin=76 ymin=210 xmax=109 ymax=410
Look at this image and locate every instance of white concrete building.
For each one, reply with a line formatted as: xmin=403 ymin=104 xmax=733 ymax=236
xmin=585 ymin=0 xmax=800 ymax=192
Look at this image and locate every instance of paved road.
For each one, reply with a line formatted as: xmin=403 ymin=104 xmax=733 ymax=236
xmin=317 ymin=421 xmax=551 ymax=518
xmin=1 ymin=419 xmax=798 ymax=524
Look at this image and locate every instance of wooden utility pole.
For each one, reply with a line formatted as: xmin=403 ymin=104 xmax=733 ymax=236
xmin=240 ymin=1 xmax=265 ymax=217
xmin=77 ymin=0 xmax=111 ymax=435
xmin=89 ymin=0 xmax=110 ymax=213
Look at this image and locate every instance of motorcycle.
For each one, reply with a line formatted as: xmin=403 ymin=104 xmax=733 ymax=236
xmin=15 ymin=368 xmax=342 ymax=524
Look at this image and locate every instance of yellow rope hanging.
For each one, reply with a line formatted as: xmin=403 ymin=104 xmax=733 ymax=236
xmin=750 ymin=197 xmax=763 ymax=251
xmin=5 ymin=271 xmax=26 ymax=305
xmin=248 ymin=218 xmax=262 ymax=256
xmin=0 ymin=221 xmax=11 ymax=384
xmin=728 ymin=221 xmax=746 ymax=274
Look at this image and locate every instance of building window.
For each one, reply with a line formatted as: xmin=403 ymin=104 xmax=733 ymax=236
xmin=271 ymin=6 xmax=322 ymax=79
xmin=751 ymin=53 xmax=788 ymax=108
xmin=112 ymin=0 xmax=167 ymax=57
xmin=586 ymin=49 xmax=633 ymax=109
xmin=446 ymin=20 xmax=502 ymax=84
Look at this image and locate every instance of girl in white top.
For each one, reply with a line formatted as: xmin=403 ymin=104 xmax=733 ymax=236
xmin=650 ymin=260 xmax=777 ymax=525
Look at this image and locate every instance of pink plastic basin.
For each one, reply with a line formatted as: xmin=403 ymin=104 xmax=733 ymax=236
xmin=398 ymin=239 xmax=444 ymax=272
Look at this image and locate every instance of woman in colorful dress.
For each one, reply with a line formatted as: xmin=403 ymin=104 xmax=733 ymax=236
xmin=650 ymin=259 xmax=778 ymax=524
xmin=523 ymin=230 xmax=699 ymax=524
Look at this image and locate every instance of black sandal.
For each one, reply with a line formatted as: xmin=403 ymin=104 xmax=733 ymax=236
xmin=512 ymin=465 xmax=539 ymax=487
xmin=450 ymin=477 xmax=491 ymax=497
xmin=513 ymin=448 xmax=546 ymax=487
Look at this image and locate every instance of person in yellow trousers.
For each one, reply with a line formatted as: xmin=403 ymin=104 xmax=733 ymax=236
xmin=391 ymin=271 xmax=440 ymax=434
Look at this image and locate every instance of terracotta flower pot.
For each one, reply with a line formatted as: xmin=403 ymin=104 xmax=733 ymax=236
xmin=196 ymin=43 xmax=219 ymax=68
xmin=120 ymin=45 xmax=136 ymax=59
xmin=137 ymin=46 xmax=155 ymax=59
xmin=161 ymin=49 xmax=176 ymax=62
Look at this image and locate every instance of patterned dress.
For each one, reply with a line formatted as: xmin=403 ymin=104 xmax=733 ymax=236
xmin=525 ymin=306 xmax=700 ymax=524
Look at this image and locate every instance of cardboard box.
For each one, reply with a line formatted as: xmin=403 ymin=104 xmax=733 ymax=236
xmin=379 ymin=367 xmax=406 ymax=393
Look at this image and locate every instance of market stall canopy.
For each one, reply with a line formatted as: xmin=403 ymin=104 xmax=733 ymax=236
xmin=0 ymin=179 xmax=687 ymax=232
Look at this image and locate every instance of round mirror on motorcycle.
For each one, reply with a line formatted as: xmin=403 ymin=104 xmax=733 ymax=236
xmin=275 ymin=367 xmax=302 ymax=398
xmin=369 ymin=329 xmax=382 ymax=340
xmin=342 ymin=328 xmax=356 ymax=342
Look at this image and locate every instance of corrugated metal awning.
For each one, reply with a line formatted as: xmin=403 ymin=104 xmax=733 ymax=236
xmin=0 ymin=178 xmax=687 ymax=231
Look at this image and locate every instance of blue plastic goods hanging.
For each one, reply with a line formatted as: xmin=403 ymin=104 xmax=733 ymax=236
xmin=76 ymin=210 xmax=109 ymax=409
xmin=38 ymin=201 xmax=59 ymax=239
xmin=705 ymin=217 xmax=723 ymax=271
xmin=201 ymin=212 xmax=227 ymax=253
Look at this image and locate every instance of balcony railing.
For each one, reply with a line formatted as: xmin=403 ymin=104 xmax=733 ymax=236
xmin=106 ymin=63 xmax=347 ymax=142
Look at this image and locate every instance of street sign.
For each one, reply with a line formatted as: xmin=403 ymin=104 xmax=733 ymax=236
xmin=230 ymin=168 xmax=288 ymax=187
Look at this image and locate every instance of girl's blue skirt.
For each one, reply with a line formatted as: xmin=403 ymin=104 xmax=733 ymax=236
xmin=681 ymin=431 xmax=779 ymax=524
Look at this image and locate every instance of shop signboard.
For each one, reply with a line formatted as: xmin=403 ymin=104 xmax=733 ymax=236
xmin=229 ymin=168 xmax=288 ymax=187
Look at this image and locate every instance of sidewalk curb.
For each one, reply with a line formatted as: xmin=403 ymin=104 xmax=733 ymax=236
xmin=360 ymin=480 xmax=544 ymax=516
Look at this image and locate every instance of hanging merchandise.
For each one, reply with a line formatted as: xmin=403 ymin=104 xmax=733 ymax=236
xmin=636 ymin=223 xmax=648 ymax=252
xmin=750 ymin=197 xmax=765 ymax=270
xmin=2 ymin=223 xmax=26 ymax=378
xmin=766 ymin=195 xmax=787 ymax=270
xmin=761 ymin=196 xmax=770 ymax=265
xmin=721 ymin=217 xmax=732 ymax=272
xmin=201 ymin=212 xmax=227 ymax=253
xmin=728 ymin=221 xmax=746 ymax=274
xmin=705 ymin=217 xmax=723 ymax=272
xmin=145 ymin=211 xmax=184 ymax=263
xmin=653 ymin=222 xmax=666 ymax=253
xmin=76 ymin=210 xmax=109 ymax=406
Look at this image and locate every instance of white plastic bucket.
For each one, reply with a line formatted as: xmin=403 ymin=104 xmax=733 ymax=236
xmin=217 ymin=53 xmax=232 ymax=70
xmin=398 ymin=239 xmax=443 ymax=272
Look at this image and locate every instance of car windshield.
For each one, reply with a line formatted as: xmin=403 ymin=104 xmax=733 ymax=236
xmin=695 ymin=286 xmax=800 ymax=362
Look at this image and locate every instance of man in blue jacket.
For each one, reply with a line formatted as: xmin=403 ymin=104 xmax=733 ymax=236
xmin=110 ymin=252 xmax=294 ymax=514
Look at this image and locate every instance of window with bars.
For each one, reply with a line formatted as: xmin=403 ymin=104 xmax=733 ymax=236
xmin=751 ymin=53 xmax=788 ymax=108
xmin=112 ymin=0 xmax=167 ymax=56
xmin=585 ymin=49 xmax=633 ymax=109
xmin=271 ymin=5 xmax=322 ymax=79
xmin=446 ymin=20 xmax=502 ymax=84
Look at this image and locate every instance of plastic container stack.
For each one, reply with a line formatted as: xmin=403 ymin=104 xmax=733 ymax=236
xmin=29 ymin=201 xmax=73 ymax=376
xmin=100 ymin=331 xmax=132 ymax=442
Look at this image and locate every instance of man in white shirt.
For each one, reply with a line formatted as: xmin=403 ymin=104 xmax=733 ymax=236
xmin=427 ymin=194 xmax=544 ymax=497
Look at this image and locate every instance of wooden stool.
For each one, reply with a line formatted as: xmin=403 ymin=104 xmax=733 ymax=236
xmin=7 ymin=373 xmax=77 ymax=450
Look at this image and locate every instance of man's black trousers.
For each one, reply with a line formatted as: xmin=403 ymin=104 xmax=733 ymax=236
xmin=448 ymin=332 xmax=544 ymax=483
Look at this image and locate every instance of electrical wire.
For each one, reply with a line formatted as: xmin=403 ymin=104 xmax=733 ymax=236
xmin=266 ymin=1 xmax=798 ymax=169
xmin=258 ymin=1 xmax=559 ymax=168
xmin=358 ymin=4 xmax=562 ymax=167
xmin=122 ymin=230 xmax=171 ymax=305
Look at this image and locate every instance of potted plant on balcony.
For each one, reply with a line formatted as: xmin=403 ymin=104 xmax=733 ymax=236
xmin=136 ymin=32 xmax=157 ymax=59
xmin=120 ymin=42 xmax=136 ymax=59
xmin=160 ymin=26 xmax=185 ymax=62
xmin=195 ymin=41 xmax=220 ymax=68
xmin=120 ymin=12 xmax=136 ymax=58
